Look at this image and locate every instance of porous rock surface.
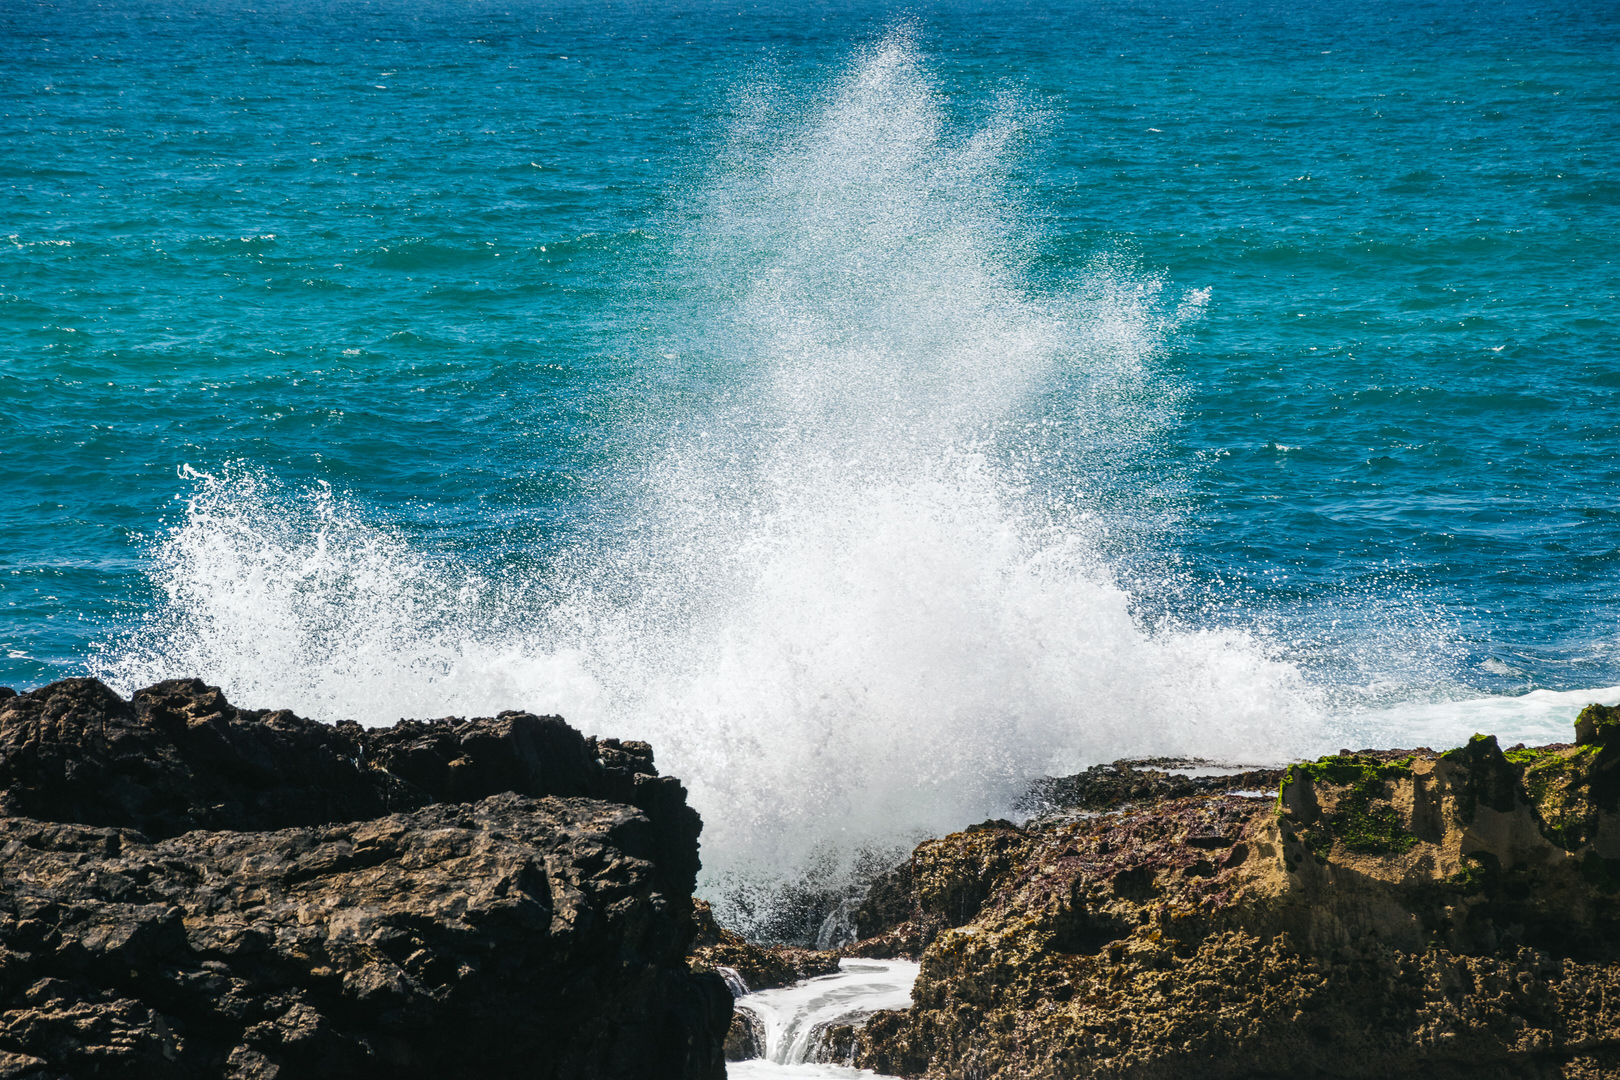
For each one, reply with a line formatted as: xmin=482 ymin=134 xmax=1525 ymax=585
xmin=839 ymin=707 xmax=1620 ymax=1079
xmin=0 ymin=678 xmax=730 ymax=1079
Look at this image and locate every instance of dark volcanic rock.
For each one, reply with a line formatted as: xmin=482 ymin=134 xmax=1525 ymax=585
xmin=0 ymin=678 xmax=401 ymax=837
xmin=365 ymin=711 xmax=702 ymax=903
xmin=1015 ymin=758 xmax=1287 ymax=816
xmin=844 ymin=715 xmax=1620 ymax=1079
xmin=0 ymin=678 xmax=703 ymax=903
xmin=0 ymin=678 xmax=730 ymax=1079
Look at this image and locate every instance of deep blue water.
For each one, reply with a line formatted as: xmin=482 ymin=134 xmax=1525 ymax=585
xmin=3 ymin=0 xmax=1618 ymax=877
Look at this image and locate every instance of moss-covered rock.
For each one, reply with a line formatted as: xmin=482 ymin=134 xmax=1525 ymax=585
xmin=1280 ymin=752 xmax=1421 ymax=857
xmin=1575 ymin=703 xmax=1620 ymax=748
xmin=1441 ymin=732 xmax=1523 ymax=819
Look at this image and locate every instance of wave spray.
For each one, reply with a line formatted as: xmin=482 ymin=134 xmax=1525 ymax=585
xmin=96 ymin=34 xmax=1324 ymax=920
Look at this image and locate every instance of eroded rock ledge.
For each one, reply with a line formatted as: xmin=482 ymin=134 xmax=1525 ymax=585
xmin=837 ymin=707 xmax=1620 ymax=1079
xmin=0 ymin=678 xmax=730 ymax=1079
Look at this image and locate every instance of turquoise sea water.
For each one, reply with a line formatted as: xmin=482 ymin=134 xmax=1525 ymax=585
xmin=4 ymin=0 xmax=1618 ymax=884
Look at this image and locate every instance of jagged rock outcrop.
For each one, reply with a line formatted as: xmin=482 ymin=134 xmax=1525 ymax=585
xmin=844 ymin=762 xmax=1288 ymax=963
xmin=843 ymin=709 xmax=1620 ymax=1079
xmin=1015 ymin=759 xmax=1287 ymax=816
xmin=0 ymin=678 xmax=730 ymax=1079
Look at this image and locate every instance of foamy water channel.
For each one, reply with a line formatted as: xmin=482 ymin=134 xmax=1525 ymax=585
xmin=726 ymin=959 xmax=919 ymax=1078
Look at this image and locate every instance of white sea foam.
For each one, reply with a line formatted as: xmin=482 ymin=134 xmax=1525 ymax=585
xmin=733 ymin=958 xmax=919 ymax=1069
xmin=728 ymin=1063 xmax=895 ymax=1080
xmin=97 ymin=33 xmax=1339 ymax=909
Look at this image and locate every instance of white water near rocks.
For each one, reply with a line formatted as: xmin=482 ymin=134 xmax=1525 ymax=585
xmin=94 ymin=34 xmax=1322 ymax=909
xmin=728 ymin=1063 xmax=894 ymax=1080
xmin=87 ymin=32 xmax=1618 ymax=930
xmin=729 ymin=959 xmax=919 ymax=1077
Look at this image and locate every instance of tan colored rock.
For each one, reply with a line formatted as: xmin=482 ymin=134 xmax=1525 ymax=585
xmin=847 ymin=710 xmax=1620 ymax=1078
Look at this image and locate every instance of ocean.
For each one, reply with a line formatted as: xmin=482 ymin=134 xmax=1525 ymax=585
xmin=3 ymin=0 xmax=1618 ymax=907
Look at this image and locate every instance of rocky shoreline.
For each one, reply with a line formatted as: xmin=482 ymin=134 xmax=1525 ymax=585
xmin=2 ymin=678 xmax=1618 ymax=1078
xmin=812 ymin=710 xmax=1620 ymax=1078
xmin=0 ymin=679 xmax=729 ymax=1078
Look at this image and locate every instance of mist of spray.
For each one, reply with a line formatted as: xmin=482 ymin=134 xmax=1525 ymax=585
xmin=96 ymin=34 xmax=1327 ymax=923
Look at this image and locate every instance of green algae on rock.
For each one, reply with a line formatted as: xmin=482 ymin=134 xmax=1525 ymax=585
xmin=1278 ymin=751 xmax=1421 ymax=859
